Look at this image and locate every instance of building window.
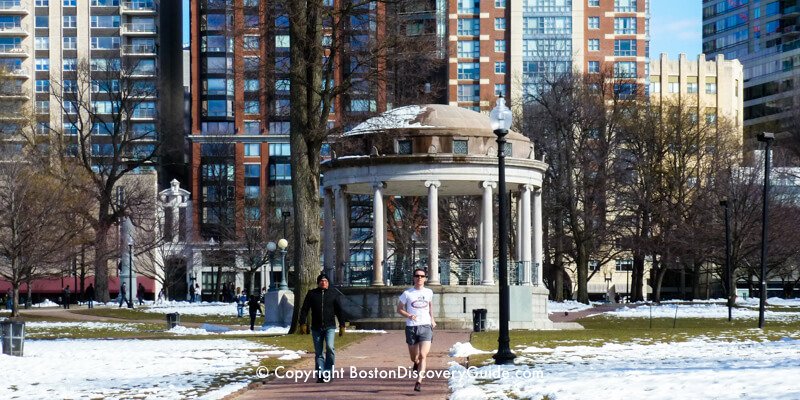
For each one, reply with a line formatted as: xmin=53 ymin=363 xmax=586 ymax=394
xmin=687 ymin=82 xmax=698 ymax=94
xmin=275 ymin=79 xmax=290 ymax=92
xmin=706 ymin=82 xmax=717 ymax=94
xmin=244 ymin=121 xmax=261 ymax=135
xmin=706 ymin=110 xmax=717 ymax=124
xmin=63 ymin=37 xmax=77 ymax=50
xmin=91 ymin=37 xmax=120 ymax=50
xmin=244 ymin=101 xmax=260 ymax=114
xmin=269 ymin=143 xmax=290 ymax=156
xmin=457 ymin=62 xmax=480 ymax=79
xmin=669 ymin=82 xmax=679 ymax=93
xmin=649 ymin=81 xmax=660 ymax=93
xmin=614 ymin=0 xmax=636 ymax=12
xmin=244 ymin=35 xmax=260 ymax=50
xmin=453 ymin=139 xmax=468 ymax=155
xmin=275 ymin=35 xmax=290 ymax=49
xmin=457 ymin=84 xmax=480 ymax=101
xmin=397 ymin=140 xmax=412 ymax=155
xmin=63 ymin=0 xmax=76 ymax=5
xmin=495 ymin=0 xmax=505 ymax=7
xmin=35 ymin=0 xmax=49 ymax=6
xmin=613 ymin=61 xmax=636 ymax=78
xmin=244 ymin=143 xmax=260 ymax=156
xmin=35 ymin=37 xmax=49 ymax=50
xmin=35 ymin=101 xmax=49 ymax=114
xmin=36 ymin=122 xmax=49 ymax=135
xmin=457 ymin=40 xmax=480 ymax=58
xmin=614 ymin=39 xmax=636 ymax=56
xmin=495 ymin=61 xmax=506 ymax=74
xmin=495 ymin=83 xmax=506 ymax=96
xmin=35 ymin=79 xmax=49 ymax=93
xmin=588 ymin=61 xmax=600 ymax=73
xmin=588 ymin=17 xmax=599 ymax=29
xmin=244 ymin=79 xmax=260 ymax=92
xmin=269 ymin=163 xmax=291 ymax=182
xmin=615 ymin=259 xmax=633 ymax=271
xmin=35 ymin=58 xmax=49 ymax=71
xmin=35 ymin=15 xmax=48 ymax=28
xmin=588 ymin=39 xmax=600 ymax=51
xmin=457 ymin=19 xmax=480 ymax=36
xmin=91 ymin=15 xmax=120 ymax=28
xmin=495 ymin=17 xmax=507 ymax=30
xmin=589 ymin=0 xmax=599 ymax=6
xmin=269 ymin=121 xmax=290 ymax=135
xmin=63 ymin=15 xmax=77 ymax=28
xmin=458 ymin=0 xmax=479 ymax=14
xmin=614 ymin=17 xmax=636 ymax=34
xmin=494 ymin=39 xmax=506 ymax=52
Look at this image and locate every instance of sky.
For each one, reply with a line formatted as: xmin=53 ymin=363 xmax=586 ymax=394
xmin=649 ymin=0 xmax=703 ymax=58
xmin=180 ymin=0 xmax=703 ymax=60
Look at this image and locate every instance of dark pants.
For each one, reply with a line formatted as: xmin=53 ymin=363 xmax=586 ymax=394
xmin=63 ymin=296 xmax=70 ymax=309
xmin=249 ymin=312 xmax=257 ymax=330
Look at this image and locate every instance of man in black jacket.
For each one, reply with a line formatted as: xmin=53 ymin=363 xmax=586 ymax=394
xmin=298 ymin=273 xmax=346 ymax=383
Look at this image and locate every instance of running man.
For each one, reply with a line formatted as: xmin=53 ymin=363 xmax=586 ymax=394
xmin=397 ymin=268 xmax=436 ymax=392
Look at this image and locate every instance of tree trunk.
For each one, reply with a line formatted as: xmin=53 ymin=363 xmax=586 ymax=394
xmin=652 ymin=263 xmax=669 ymax=303
xmin=11 ymin=285 xmax=19 ymax=317
xmin=93 ymin=221 xmax=112 ymax=302
xmin=632 ymin=253 xmax=645 ymax=302
xmin=576 ymin=245 xmax=589 ymax=303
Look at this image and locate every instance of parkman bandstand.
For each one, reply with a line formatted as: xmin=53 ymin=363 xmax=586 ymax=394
xmin=321 ymin=104 xmax=552 ymax=330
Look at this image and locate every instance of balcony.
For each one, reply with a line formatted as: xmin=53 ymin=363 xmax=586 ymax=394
xmin=782 ymin=6 xmax=800 ymax=18
xmin=783 ymin=25 xmax=800 ymax=38
xmin=0 ymin=1 xmax=27 ymax=14
xmin=121 ymin=23 xmax=156 ymax=35
xmin=0 ymin=22 xmax=27 ymax=36
xmin=130 ymin=109 xmax=156 ymax=119
xmin=3 ymin=67 xmax=28 ymax=77
xmin=121 ymin=44 xmax=156 ymax=55
xmin=0 ymin=43 xmax=27 ymax=56
xmin=121 ymin=1 xmax=157 ymax=13
xmin=0 ymin=89 xmax=28 ymax=99
xmin=128 ymin=67 xmax=157 ymax=77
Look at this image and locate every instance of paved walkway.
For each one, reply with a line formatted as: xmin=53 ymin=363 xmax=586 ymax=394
xmin=233 ymin=330 xmax=471 ymax=400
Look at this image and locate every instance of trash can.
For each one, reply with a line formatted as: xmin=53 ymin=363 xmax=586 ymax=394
xmin=166 ymin=312 xmax=180 ymax=329
xmin=472 ymin=309 xmax=487 ymax=332
xmin=1 ymin=319 xmax=25 ymax=356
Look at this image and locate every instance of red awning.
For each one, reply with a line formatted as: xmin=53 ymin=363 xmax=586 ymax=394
xmin=0 ymin=276 xmax=156 ymax=294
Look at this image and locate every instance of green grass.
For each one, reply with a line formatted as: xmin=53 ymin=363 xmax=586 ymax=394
xmin=469 ymin=315 xmax=800 ymax=365
xmin=70 ymin=308 xmax=246 ymax=325
xmin=26 ymin=322 xmax=171 ymax=339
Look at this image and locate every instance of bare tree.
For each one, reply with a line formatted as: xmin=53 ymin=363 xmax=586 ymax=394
xmin=0 ymin=152 xmax=89 ymax=316
xmin=44 ymin=58 xmax=160 ymax=301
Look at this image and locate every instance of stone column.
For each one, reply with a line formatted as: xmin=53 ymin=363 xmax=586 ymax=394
xmin=322 ymin=188 xmax=335 ymax=283
xmin=426 ymin=180 xmax=441 ymax=285
xmin=533 ymin=187 xmax=544 ymax=286
xmin=334 ymin=185 xmax=349 ymax=284
xmin=520 ymin=185 xmax=533 ymax=285
xmin=481 ymin=181 xmax=496 ymax=285
xmin=515 ymin=194 xmax=522 ymax=262
xmin=372 ymin=182 xmax=386 ymax=286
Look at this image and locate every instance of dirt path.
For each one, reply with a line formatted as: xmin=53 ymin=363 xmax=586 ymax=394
xmin=233 ymin=330 xmax=471 ymax=400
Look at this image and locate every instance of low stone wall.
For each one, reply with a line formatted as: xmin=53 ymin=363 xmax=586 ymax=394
xmin=336 ymin=285 xmax=552 ymax=330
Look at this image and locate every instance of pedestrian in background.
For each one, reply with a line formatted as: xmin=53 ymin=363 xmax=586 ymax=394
xmin=62 ymin=285 xmax=71 ymax=309
xmin=85 ymin=284 xmax=95 ymax=309
xmin=118 ymin=283 xmax=127 ymax=308
xmin=247 ymin=294 xmax=262 ymax=330
xmin=137 ymin=283 xmax=145 ymax=305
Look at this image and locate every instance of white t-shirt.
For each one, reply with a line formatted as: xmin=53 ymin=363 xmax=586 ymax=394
xmin=399 ymin=287 xmax=433 ymax=327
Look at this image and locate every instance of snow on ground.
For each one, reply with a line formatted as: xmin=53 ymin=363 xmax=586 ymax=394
xmin=547 ymin=300 xmax=596 ymax=314
xmin=449 ymin=342 xmax=491 ymax=358
xmin=345 ymin=328 xmax=387 ymax=333
xmin=449 ymin=337 xmax=800 ymax=400
xmin=26 ymin=321 xmax=144 ymax=336
xmin=167 ymin=325 xmax=290 ymax=336
xmin=603 ymin=303 xmax=800 ymax=321
xmin=0 ymin=338 xmax=270 ymax=399
xmin=142 ymin=300 xmax=238 ymax=316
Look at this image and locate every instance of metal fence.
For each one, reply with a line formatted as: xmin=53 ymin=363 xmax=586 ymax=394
xmin=341 ymin=258 xmax=539 ymax=287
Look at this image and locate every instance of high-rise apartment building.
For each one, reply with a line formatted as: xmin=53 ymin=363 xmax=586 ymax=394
xmin=0 ymin=0 xmax=183 ymax=184
xmin=702 ymin=0 xmax=799 ymax=137
xmin=449 ymin=0 xmax=650 ymax=111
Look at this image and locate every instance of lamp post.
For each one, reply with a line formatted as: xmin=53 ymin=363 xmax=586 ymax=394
xmin=720 ymin=200 xmax=733 ymax=322
xmin=490 ymin=95 xmax=516 ymax=365
xmin=267 ymin=241 xmax=277 ymax=291
xmin=756 ymin=132 xmax=774 ymax=329
xmin=127 ymin=239 xmax=133 ymax=309
xmin=278 ymin=238 xmax=289 ymax=291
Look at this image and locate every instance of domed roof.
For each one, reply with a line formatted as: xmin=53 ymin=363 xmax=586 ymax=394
xmin=345 ymin=104 xmax=528 ymax=141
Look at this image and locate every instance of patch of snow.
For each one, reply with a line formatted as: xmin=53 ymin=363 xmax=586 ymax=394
xmin=168 ymin=325 xmax=290 ymax=336
xmin=451 ymin=338 xmax=800 ymax=399
xmin=27 ymin=321 xmax=142 ymax=332
xmin=345 ymin=105 xmax=436 ymax=135
xmin=604 ymin=303 xmax=800 ymax=321
xmin=547 ymin=300 xmax=595 ymax=314
xmin=0 ymin=339 xmax=268 ymax=399
xmin=345 ymin=329 xmax=387 ymax=333
xmin=449 ymin=342 xmax=491 ymax=358
xmin=278 ymin=353 xmax=301 ymax=361
xmin=32 ymin=299 xmax=59 ymax=308
xmin=143 ymin=301 xmax=237 ymax=316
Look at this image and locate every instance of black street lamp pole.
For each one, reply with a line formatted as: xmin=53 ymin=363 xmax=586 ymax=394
xmin=757 ymin=132 xmax=773 ymax=329
xmin=128 ymin=241 xmax=133 ymax=309
xmin=720 ymin=200 xmax=733 ymax=322
xmin=491 ymin=96 xmax=515 ymax=365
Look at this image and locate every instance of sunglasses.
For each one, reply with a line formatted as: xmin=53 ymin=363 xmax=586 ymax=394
xmin=414 ymin=275 xmax=426 ymax=278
